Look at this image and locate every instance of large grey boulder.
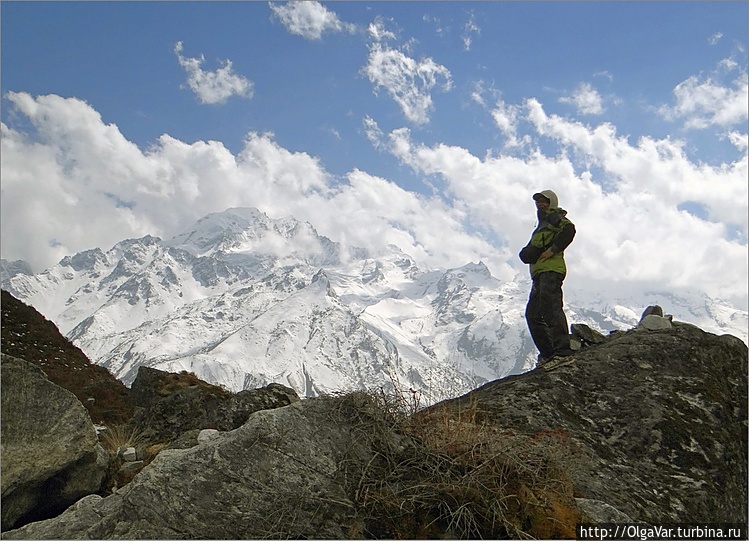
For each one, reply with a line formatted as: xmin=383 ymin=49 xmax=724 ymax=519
xmin=3 ymin=396 xmax=376 ymax=539
xmin=126 ymin=366 xmax=300 ymax=446
xmin=433 ymin=325 xmax=748 ymax=524
xmin=1 ymin=355 xmax=108 ymax=530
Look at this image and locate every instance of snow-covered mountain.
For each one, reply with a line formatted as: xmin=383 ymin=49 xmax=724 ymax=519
xmin=3 ymin=207 xmax=747 ymax=404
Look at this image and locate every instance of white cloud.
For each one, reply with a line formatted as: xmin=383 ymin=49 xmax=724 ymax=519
xmin=709 ymin=32 xmax=723 ymax=45
xmin=559 ymin=82 xmax=604 ymax=115
xmin=470 ymin=81 xmax=487 ymax=107
xmin=362 ymin=115 xmax=386 ymax=150
xmin=174 ymin=42 xmax=254 ymax=105
xmin=363 ymin=42 xmax=452 ymax=125
xmin=269 ymin=1 xmax=356 ymax=40
xmin=368 ymin=16 xmax=397 ymax=42
xmin=375 ymin=100 xmax=748 ymax=306
xmin=0 ymin=92 xmax=501 ymax=283
xmin=725 ymin=131 xmax=748 ymax=152
xmin=658 ymin=56 xmax=748 ymax=129
xmin=489 ymin=99 xmax=527 ymax=149
xmin=525 ymin=97 xmax=747 ymax=230
xmin=665 ymin=74 xmax=748 ymax=129
xmin=594 ymin=71 xmax=614 ymax=83
xmin=462 ymin=11 xmax=480 ymax=52
xmin=471 ymin=83 xmax=528 ymax=149
xmin=2 ymin=91 xmax=746 ymax=309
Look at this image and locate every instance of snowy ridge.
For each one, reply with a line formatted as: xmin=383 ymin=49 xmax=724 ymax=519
xmin=3 ymin=207 xmax=747 ymax=404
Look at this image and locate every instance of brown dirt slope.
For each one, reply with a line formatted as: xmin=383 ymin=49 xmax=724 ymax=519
xmin=1 ymin=289 xmax=133 ymax=425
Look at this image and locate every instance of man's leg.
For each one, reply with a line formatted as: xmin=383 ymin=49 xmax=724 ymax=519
xmin=525 ymin=277 xmax=554 ymax=358
xmin=537 ymin=272 xmax=571 ymax=355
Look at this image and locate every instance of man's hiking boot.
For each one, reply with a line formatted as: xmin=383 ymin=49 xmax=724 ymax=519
xmin=542 ymin=350 xmax=576 ymax=372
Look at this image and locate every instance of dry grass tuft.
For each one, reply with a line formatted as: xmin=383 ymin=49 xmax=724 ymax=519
xmin=100 ymin=426 xmax=169 ymax=493
xmin=100 ymin=424 xmax=148 ymax=453
xmin=332 ymin=390 xmax=585 ymax=539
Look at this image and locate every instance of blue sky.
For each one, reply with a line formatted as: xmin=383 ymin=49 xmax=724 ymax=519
xmin=1 ymin=1 xmax=748 ymax=308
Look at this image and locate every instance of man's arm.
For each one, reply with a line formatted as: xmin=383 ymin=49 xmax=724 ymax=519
xmin=538 ymin=221 xmax=576 ymax=261
xmin=550 ymin=222 xmax=575 ymax=254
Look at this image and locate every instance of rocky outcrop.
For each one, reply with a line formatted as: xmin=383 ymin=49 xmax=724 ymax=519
xmin=430 ymin=323 xmax=748 ymax=524
xmin=1 ymin=355 xmax=109 ymax=530
xmin=127 ymin=366 xmax=300 ymax=446
xmin=0 ymin=355 xmax=301 ymax=533
xmin=2 ymin=320 xmax=747 ymax=539
xmin=3 ymin=396 xmax=378 ymax=539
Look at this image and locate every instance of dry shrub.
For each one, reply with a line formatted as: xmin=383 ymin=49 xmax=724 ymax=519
xmin=334 ymin=390 xmax=585 ymax=539
xmin=100 ymin=424 xmax=148 ymax=453
xmin=100 ymin=426 xmax=169 ymax=493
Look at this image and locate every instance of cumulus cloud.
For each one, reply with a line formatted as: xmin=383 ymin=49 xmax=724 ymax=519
xmin=525 ymin=97 xmax=747 ymax=229
xmin=174 ymin=42 xmax=254 ymax=105
xmin=0 ymin=92 xmax=502 ymax=283
xmin=1 ymin=90 xmax=746 ymax=309
xmin=471 ymin=83 xmax=528 ymax=149
xmin=374 ymin=100 xmax=748 ymax=306
xmin=489 ymin=99 xmax=528 ymax=149
xmin=658 ymin=56 xmax=748 ymax=129
xmin=269 ymin=1 xmax=356 ymax=40
xmin=661 ymin=73 xmax=749 ymax=129
xmin=559 ymin=82 xmax=604 ymax=115
xmin=363 ymin=42 xmax=452 ymax=125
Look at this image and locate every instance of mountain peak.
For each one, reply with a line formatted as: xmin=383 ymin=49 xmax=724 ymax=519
xmin=0 ymin=259 xmax=33 ymax=282
xmin=165 ymin=207 xmax=272 ymax=256
xmin=2 ymin=207 xmax=746 ymax=407
xmin=165 ymin=207 xmax=341 ymax=267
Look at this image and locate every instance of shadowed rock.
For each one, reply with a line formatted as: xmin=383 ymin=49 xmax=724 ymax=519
xmin=1 ymin=355 xmax=108 ymax=530
xmin=430 ymin=325 xmax=748 ymax=524
xmin=3 ymin=323 xmax=746 ymax=538
xmin=127 ymin=366 xmax=300 ymax=446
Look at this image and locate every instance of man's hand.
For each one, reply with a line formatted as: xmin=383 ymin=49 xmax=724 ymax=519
xmin=538 ymin=249 xmax=554 ymax=261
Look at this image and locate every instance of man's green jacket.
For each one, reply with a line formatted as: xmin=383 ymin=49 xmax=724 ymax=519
xmin=526 ymin=207 xmax=575 ymax=277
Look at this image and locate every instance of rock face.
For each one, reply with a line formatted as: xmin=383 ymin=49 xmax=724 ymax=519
xmin=2 ymin=323 xmax=747 ymax=539
xmin=3 ymin=396 xmax=376 ymax=539
xmin=1 ymin=355 xmax=108 ymax=530
xmin=432 ymin=324 xmax=748 ymax=524
xmin=127 ymin=366 xmax=300 ymax=446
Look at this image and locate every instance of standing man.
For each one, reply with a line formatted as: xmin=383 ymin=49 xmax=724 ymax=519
xmin=519 ymin=190 xmax=576 ymax=365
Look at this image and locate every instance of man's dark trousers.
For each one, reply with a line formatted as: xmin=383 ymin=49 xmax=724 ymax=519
xmin=525 ymin=271 xmax=569 ymax=358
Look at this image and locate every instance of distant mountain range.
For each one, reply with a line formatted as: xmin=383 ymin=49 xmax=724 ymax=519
xmin=3 ymin=207 xmax=746 ymax=404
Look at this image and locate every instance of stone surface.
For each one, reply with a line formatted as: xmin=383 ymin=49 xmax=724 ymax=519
xmin=3 ymin=324 xmax=746 ymax=538
xmin=197 ymin=429 xmax=220 ymax=444
xmin=576 ymin=498 xmax=633 ymax=523
xmin=571 ymin=323 xmax=607 ymax=345
xmin=4 ymin=397 xmax=372 ymax=539
xmin=1 ymin=355 xmax=108 ymax=530
xmin=0 ymin=290 xmax=133 ymax=425
xmin=640 ymin=305 xmax=664 ymax=320
xmin=127 ymin=366 xmax=300 ymax=446
xmin=638 ymin=313 xmax=673 ymax=330
xmin=432 ymin=325 xmax=748 ymax=524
